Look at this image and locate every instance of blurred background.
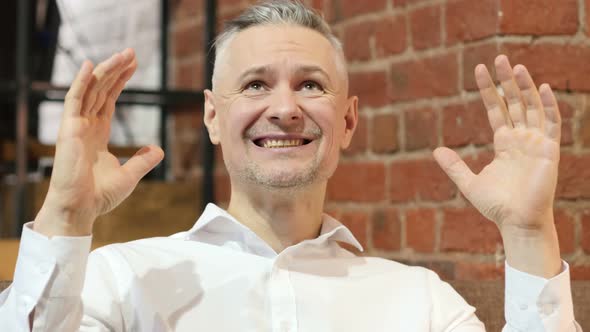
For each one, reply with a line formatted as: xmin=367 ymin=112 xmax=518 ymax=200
xmin=1 ymin=0 xmax=590 ymax=284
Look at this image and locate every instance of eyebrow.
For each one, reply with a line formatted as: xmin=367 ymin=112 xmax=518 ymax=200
xmin=296 ymin=65 xmax=332 ymax=85
xmin=236 ymin=65 xmax=333 ymax=85
xmin=236 ymin=66 xmax=270 ymax=82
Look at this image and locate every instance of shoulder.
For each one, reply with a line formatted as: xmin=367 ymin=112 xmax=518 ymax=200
xmin=88 ymin=235 xmax=197 ymax=269
xmin=345 ymin=255 xmax=443 ymax=286
xmin=364 ymin=257 xmax=469 ymax=303
xmin=91 ymin=236 xmax=174 ymax=255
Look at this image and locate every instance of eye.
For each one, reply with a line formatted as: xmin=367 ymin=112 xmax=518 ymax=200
xmin=301 ymin=80 xmax=323 ymax=92
xmin=244 ymin=81 xmax=265 ymax=91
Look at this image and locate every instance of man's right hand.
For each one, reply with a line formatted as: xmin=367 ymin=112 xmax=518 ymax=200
xmin=34 ymin=49 xmax=165 ymax=237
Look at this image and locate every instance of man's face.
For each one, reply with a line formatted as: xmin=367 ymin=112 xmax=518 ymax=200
xmin=205 ymin=24 xmax=357 ymax=190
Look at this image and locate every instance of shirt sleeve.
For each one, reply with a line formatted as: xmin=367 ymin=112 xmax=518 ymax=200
xmin=503 ymin=261 xmax=582 ymax=331
xmin=0 ymin=222 xmax=92 ymax=331
xmin=424 ymin=267 xmax=486 ymax=331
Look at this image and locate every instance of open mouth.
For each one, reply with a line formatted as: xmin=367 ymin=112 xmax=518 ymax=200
xmin=253 ymin=138 xmax=313 ymax=148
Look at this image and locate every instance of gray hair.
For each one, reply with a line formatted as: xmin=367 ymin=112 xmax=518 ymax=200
xmin=212 ymin=0 xmax=345 ymax=89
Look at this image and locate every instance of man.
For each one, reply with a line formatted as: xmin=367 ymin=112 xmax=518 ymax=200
xmin=0 ymin=1 xmax=581 ymax=331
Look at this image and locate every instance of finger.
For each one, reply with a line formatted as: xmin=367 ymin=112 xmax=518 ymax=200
xmin=81 ymin=53 xmax=119 ymax=116
xmin=81 ymin=52 xmax=124 ymax=116
xmin=105 ymin=49 xmax=135 ymax=91
xmin=475 ymin=64 xmax=512 ymax=132
xmin=64 ymin=60 xmax=94 ymax=117
xmin=122 ymin=145 xmax=165 ymax=183
xmin=91 ymin=49 xmax=136 ymax=116
xmin=539 ymin=84 xmax=561 ymax=143
xmin=433 ymin=147 xmax=475 ymax=193
xmin=513 ymin=64 xmax=545 ymax=130
xmin=495 ymin=55 xmax=526 ymax=128
xmin=101 ymin=59 xmax=138 ymax=119
xmin=89 ymin=51 xmax=134 ymax=116
xmin=109 ymin=57 xmax=137 ymax=102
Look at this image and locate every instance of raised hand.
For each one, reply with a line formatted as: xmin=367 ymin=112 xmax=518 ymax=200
xmin=34 ymin=49 xmax=164 ymax=237
xmin=433 ymin=55 xmax=562 ymax=277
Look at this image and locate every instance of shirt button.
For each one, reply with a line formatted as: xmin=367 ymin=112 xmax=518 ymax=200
xmin=538 ymin=303 xmax=554 ymax=316
xmin=38 ymin=263 xmax=51 ymax=275
xmin=280 ymin=321 xmax=292 ymax=332
xmin=518 ymin=303 xmax=528 ymax=310
xmin=20 ymin=295 xmax=32 ymax=310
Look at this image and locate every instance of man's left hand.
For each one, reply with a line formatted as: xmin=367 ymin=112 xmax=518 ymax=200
xmin=433 ymin=55 xmax=562 ymax=278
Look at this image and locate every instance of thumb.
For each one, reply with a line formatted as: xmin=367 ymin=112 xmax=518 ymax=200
xmin=122 ymin=145 xmax=165 ymax=182
xmin=432 ymin=147 xmax=475 ymax=193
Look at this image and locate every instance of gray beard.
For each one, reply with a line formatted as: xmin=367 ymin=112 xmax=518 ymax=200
xmin=229 ymin=158 xmax=322 ymax=189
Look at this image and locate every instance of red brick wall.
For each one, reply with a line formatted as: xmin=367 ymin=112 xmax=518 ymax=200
xmin=171 ymin=0 xmax=590 ymax=280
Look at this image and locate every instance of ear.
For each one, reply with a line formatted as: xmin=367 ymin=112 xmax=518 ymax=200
xmin=340 ymin=95 xmax=358 ymax=149
xmin=203 ymin=89 xmax=220 ymax=145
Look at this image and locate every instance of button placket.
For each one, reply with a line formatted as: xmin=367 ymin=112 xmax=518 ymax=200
xmin=19 ymin=294 xmax=32 ymax=313
xmin=270 ymin=254 xmax=298 ymax=332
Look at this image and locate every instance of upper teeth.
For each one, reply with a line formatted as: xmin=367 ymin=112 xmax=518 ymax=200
xmin=263 ymin=139 xmax=304 ymax=148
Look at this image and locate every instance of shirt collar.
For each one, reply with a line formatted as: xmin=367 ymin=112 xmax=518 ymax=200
xmin=185 ymin=203 xmax=364 ymax=254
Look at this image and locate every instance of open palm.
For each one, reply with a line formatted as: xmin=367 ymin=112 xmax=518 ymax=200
xmin=434 ymin=55 xmax=561 ymax=233
xmin=39 ymin=49 xmax=164 ymax=232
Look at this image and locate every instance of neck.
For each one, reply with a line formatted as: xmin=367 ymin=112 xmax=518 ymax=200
xmin=227 ymin=181 xmax=327 ymax=253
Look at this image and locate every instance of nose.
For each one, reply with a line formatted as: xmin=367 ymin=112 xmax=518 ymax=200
xmin=266 ymin=84 xmax=303 ymax=127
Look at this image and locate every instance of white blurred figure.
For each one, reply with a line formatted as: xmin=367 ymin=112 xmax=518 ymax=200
xmin=39 ymin=0 xmax=162 ymax=148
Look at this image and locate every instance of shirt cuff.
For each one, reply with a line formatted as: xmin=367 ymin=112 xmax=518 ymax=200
xmin=13 ymin=222 xmax=92 ymax=303
xmin=504 ymin=260 xmax=575 ymax=331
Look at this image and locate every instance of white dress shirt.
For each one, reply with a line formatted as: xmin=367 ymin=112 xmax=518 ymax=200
xmin=0 ymin=204 xmax=580 ymax=331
